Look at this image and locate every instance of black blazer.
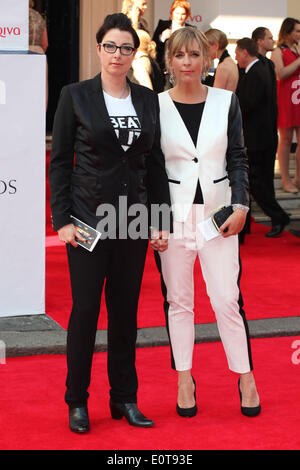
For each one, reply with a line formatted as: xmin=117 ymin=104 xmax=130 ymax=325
xmin=152 ymin=20 xmax=193 ymax=71
xmin=236 ymin=59 xmax=277 ymax=152
xmin=49 ymin=74 xmax=172 ymax=232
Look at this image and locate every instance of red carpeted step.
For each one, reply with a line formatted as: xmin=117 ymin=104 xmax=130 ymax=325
xmin=1 ymin=336 xmax=300 ymax=450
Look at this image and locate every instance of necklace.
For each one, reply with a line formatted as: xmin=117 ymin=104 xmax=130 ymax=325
xmin=119 ymin=83 xmax=129 ymax=99
xmin=102 ymin=82 xmax=129 ymax=99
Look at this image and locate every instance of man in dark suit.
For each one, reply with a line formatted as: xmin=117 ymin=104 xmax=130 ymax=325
xmin=235 ymin=37 xmax=290 ymax=238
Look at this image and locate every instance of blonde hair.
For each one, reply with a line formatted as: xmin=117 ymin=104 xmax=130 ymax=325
xmin=205 ymin=28 xmax=228 ymax=50
xmin=166 ymin=27 xmax=210 ymax=75
xmin=136 ymin=29 xmax=156 ymax=59
xmin=121 ymin=0 xmax=133 ymax=15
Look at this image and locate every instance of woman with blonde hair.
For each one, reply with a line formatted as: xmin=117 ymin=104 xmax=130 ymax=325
xmin=122 ymin=0 xmax=149 ymax=32
xmin=131 ymin=29 xmax=165 ymax=92
xmin=204 ymin=28 xmax=239 ymax=92
xmin=154 ymin=27 xmax=261 ymax=418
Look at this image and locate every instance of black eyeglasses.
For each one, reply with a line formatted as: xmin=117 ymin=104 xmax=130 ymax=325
xmin=99 ymin=43 xmax=135 ymax=56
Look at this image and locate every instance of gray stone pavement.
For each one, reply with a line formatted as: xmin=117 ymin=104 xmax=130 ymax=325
xmin=1 ymin=222 xmax=300 ymax=359
xmin=1 ymin=313 xmax=300 ymax=359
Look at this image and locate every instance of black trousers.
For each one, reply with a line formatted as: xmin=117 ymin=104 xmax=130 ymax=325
xmin=64 ymin=236 xmax=148 ymax=407
xmin=248 ymin=148 xmax=290 ymax=226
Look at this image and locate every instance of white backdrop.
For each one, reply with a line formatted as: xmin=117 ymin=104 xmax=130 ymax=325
xmin=0 ymin=0 xmax=28 ymax=51
xmin=0 ymin=53 xmax=46 ymax=317
xmin=154 ymin=0 xmax=287 ymax=38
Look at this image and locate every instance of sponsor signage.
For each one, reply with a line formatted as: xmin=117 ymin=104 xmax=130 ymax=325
xmin=0 ymin=0 xmax=28 ymax=50
xmin=154 ymin=0 xmax=287 ymax=37
xmin=0 ymin=53 xmax=46 ymax=317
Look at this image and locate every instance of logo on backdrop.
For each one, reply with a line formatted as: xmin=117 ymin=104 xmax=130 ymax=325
xmin=0 ymin=80 xmax=6 ymax=105
xmin=0 ymin=179 xmax=17 ymax=195
xmin=188 ymin=14 xmax=203 ymax=24
xmin=0 ymin=26 xmax=21 ymax=38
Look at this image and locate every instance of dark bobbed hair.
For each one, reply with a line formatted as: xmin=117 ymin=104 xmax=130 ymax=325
xmin=96 ymin=13 xmax=140 ymax=49
xmin=236 ymin=37 xmax=258 ymax=57
xmin=252 ymin=27 xmax=268 ymax=43
xmin=278 ymin=17 xmax=300 ymax=45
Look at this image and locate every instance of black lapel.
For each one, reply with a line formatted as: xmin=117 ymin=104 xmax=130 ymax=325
xmin=128 ymin=79 xmax=144 ymax=129
xmin=88 ymin=73 xmax=115 ymax=131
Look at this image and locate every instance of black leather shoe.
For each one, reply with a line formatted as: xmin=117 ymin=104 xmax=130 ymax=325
xmin=238 ymin=379 xmax=261 ymax=417
xmin=265 ymin=224 xmax=285 ymax=238
xmin=176 ymin=377 xmax=197 ymax=418
xmin=109 ymin=400 xmax=154 ymax=427
xmin=69 ymin=405 xmax=90 ymax=433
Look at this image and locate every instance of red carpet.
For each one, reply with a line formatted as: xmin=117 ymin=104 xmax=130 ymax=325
xmin=1 ymin=335 xmax=300 ymax=450
xmin=45 ymin=151 xmax=300 ymax=330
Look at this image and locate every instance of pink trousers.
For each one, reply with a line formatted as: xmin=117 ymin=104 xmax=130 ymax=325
xmin=159 ymin=206 xmax=252 ymax=373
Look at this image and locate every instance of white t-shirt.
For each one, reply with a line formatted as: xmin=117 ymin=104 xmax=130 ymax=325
xmin=103 ymin=90 xmax=141 ymax=151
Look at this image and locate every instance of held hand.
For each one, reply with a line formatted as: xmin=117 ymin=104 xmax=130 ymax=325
xmin=150 ymin=230 xmax=169 ymax=252
xmin=161 ymin=28 xmax=172 ymax=41
xmin=58 ymin=223 xmax=87 ymax=248
xmin=219 ymin=209 xmax=247 ymax=238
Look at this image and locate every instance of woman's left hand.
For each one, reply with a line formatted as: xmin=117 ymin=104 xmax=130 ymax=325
xmin=219 ymin=209 xmax=247 ymax=238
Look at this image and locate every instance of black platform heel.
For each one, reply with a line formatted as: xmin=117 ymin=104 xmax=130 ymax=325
xmin=109 ymin=400 xmax=154 ymax=427
xmin=238 ymin=378 xmax=261 ymax=417
xmin=176 ymin=377 xmax=197 ymax=418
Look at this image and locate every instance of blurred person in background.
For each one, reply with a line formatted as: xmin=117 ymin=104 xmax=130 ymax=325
xmin=130 ymin=29 xmax=165 ymax=92
xmin=122 ymin=0 xmax=149 ymax=32
xmin=204 ymin=28 xmax=239 ymax=92
xmin=152 ymin=1 xmax=193 ymax=85
xmin=271 ymin=18 xmax=300 ymax=193
xmin=236 ymin=38 xmax=290 ymax=239
xmin=29 ymin=0 xmax=48 ymax=106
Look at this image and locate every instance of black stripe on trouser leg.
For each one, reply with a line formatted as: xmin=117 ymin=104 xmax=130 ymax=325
xmin=154 ymin=250 xmax=176 ymax=370
xmin=237 ymin=251 xmax=253 ymax=371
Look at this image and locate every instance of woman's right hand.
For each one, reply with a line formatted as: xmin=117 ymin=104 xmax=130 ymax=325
xmin=58 ymin=224 xmax=86 ymax=248
xmin=161 ymin=28 xmax=172 ymax=42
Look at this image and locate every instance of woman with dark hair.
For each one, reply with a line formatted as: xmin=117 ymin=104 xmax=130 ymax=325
xmin=152 ymin=1 xmax=193 ymax=79
xmin=49 ymin=13 xmax=171 ymax=433
xmin=271 ymin=17 xmax=300 ymax=193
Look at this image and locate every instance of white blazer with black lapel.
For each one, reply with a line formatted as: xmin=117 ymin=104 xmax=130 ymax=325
xmin=158 ymin=86 xmax=234 ymax=222
xmin=49 ymin=74 xmax=171 ymax=232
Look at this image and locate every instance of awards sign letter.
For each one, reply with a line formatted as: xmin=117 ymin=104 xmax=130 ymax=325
xmin=0 ymin=0 xmax=28 ymax=51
